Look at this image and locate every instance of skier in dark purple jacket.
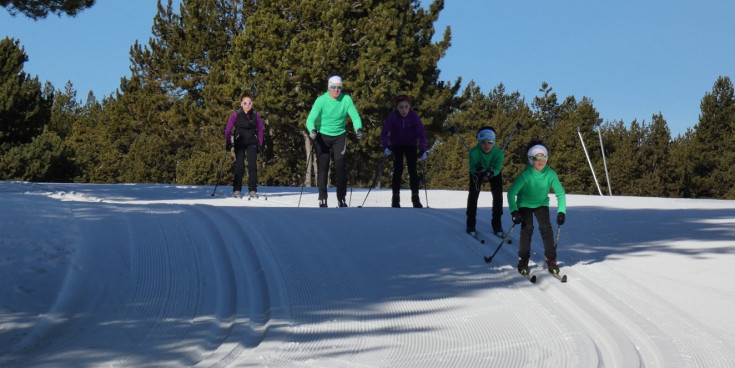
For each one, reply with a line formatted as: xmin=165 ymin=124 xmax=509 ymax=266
xmin=225 ymin=93 xmax=264 ymax=199
xmin=380 ymin=95 xmax=427 ymax=208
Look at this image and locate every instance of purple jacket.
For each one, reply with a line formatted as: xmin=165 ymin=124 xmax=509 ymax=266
xmin=380 ymin=109 xmax=427 ymax=152
xmin=225 ymin=109 xmax=264 ymax=146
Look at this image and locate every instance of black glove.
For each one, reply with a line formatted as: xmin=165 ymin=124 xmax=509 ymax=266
xmin=226 ymin=143 xmax=233 ymax=151
xmin=511 ymin=211 xmax=522 ymax=224
xmin=472 ymin=167 xmax=489 ymax=183
xmin=309 ymin=129 xmax=318 ymax=140
xmin=557 ymin=212 xmax=565 ymax=225
xmin=356 ymin=128 xmax=364 ymax=140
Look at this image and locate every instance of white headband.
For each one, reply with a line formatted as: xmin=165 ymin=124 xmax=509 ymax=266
xmin=527 ymin=144 xmax=548 ymax=157
xmin=328 ymin=75 xmax=342 ymax=85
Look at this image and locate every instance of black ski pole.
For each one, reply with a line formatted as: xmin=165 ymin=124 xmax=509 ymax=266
xmin=348 ymin=139 xmax=361 ymax=207
xmin=483 ymin=223 xmax=517 ymax=263
xmin=359 ymin=154 xmax=388 ymax=208
xmin=298 ymin=142 xmax=316 ymax=208
xmin=501 ymin=122 xmax=522 ymax=151
xmin=448 ymin=126 xmax=471 ymax=152
xmin=554 ymin=224 xmax=562 ymax=251
xmin=210 ymin=150 xmax=231 ymax=197
xmin=420 ymin=158 xmax=429 ymax=208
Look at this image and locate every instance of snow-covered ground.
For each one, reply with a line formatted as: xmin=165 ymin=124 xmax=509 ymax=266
xmin=2 ymin=180 xmax=735 ymax=367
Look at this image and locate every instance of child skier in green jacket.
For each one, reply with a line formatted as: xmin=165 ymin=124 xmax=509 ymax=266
xmin=507 ymin=141 xmax=566 ymax=275
xmin=466 ymin=127 xmax=505 ymax=235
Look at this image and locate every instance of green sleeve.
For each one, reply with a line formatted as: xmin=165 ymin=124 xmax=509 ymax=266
xmin=550 ymin=172 xmax=566 ymax=213
xmin=506 ymin=172 xmax=525 ymax=212
xmin=490 ymin=149 xmax=504 ymax=176
xmin=346 ymin=97 xmax=362 ymax=130
xmin=306 ymin=95 xmax=323 ymax=132
xmin=468 ymin=147 xmax=480 ymax=174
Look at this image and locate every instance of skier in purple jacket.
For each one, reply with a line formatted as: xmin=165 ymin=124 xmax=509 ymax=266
xmin=380 ymin=95 xmax=427 ymax=208
xmin=225 ymin=93 xmax=264 ymax=199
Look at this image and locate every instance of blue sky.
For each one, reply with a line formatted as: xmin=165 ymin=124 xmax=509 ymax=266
xmin=3 ymin=0 xmax=734 ymax=136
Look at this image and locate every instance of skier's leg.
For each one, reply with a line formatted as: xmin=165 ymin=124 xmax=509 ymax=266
xmin=405 ymin=148 xmax=422 ymax=207
xmin=535 ymin=206 xmax=556 ymax=260
xmin=490 ymin=172 xmax=504 ymax=233
xmin=392 ymin=147 xmax=405 ymax=195
xmin=333 ymin=134 xmax=348 ymax=202
xmin=518 ymin=207 xmax=534 ymax=259
xmin=315 ymin=135 xmax=330 ymax=201
xmin=233 ymin=143 xmax=246 ymax=194
xmin=246 ymin=143 xmax=258 ymax=193
xmin=466 ymin=175 xmax=480 ymax=232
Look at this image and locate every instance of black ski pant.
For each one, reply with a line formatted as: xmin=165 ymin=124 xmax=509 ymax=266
xmin=233 ymin=133 xmax=258 ymax=193
xmin=466 ymin=172 xmax=504 ymax=230
xmin=390 ymin=145 xmax=419 ymax=196
xmin=315 ymin=133 xmax=347 ymax=201
xmin=517 ymin=206 xmax=556 ymax=261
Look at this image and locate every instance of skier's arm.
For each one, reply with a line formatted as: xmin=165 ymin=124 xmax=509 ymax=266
xmin=346 ymin=96 xmax=362 ymax=131
xmin=306 ymin=97 xmax=322 ymax=132
xmin=490 ymin=150 xmax=504 ymax=177
xmin=380 ymin=117 xmax=391 ymax=149
xmin=506 ymin=176 xmax=525 ymax=212
xmin=468 ymin=148 xmax=480 ymax=174
xmin=256 ymin=113 xmax=264 ymax=146
xmin=550 ymin=175 xmax=566 ymax=213
xmin=415 ymin=112 xmax=427 ymax=153
xmin=225 ymin=111 xmax=237 ymax=145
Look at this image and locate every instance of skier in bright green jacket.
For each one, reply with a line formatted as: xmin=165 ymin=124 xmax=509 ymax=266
xmin=507 ymin=140 xmax=566 ymax=276
xmin=306 ymin=75 xmax=364 ymax=208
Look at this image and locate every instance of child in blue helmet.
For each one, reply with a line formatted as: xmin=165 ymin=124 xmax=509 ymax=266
xmin=466 ymin=127 xmax=505 ymax=236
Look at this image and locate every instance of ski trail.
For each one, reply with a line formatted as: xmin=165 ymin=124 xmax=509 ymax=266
xmin=411 ymin=208 xmax=597 ymax=367
xmin=2 ymin=201 xmax=272 ymax=367
xmin=491 ymin=217 xmax=735 ymax=367
xmin=560 ymin=263 xmax=735 ymax=367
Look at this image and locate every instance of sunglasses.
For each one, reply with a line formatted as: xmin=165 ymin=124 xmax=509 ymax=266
xmin=241 ymin=101 xmax=252 ymax=105
xmin=480 ymin=140 xmax=495 ymax=146
xmin=529 ymin=154 xmax=548 ymax=162
xmin=329 ymin=85 xmax=343 ymax=90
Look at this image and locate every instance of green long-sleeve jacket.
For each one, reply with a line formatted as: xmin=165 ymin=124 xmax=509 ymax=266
xmin=507 ymin=164 xmax=566 ymax=213
xmin=305 ymin=92 xmax=362 ymax=136
xmin=469 ymin=145 xmax=504 ymax=176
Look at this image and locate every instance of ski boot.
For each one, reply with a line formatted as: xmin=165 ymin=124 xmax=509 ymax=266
xmin=466 ymin=225 xmax=476 ymax=236
xmin=319 ymin=199 xmax=327 ymax=208
xmin=546 ymin=258 xmax=560 ymax=274
xmin=338 ymin=198 xmax=348 ymax=208
xmin=492 ymin=217 xmax=503 ymax=238
xmin=517 ymin=258 xmax=530 ymax=275
xmin=391 ymin=194 xmax=400 ymax=208
xmin=411 ymin=193 xmax=423 ymax=208
xmin=248 ymin=190 xmax=258 ymax=199
xmin=233 ymin=190 xmax=241 ymax=198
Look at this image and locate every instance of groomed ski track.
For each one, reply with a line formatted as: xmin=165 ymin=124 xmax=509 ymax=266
xmin=1 ymin=183 xmax=734 ymax=367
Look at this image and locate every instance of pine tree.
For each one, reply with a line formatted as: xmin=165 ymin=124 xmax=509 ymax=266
xmin=48 ymin=81 xmax=81 ymax=140
xmin=429 ymin=81 xmax=532 ymax=189
xmin=607 ymin=116 xmax=675 ymax=196
xmin=0 ymin=37 xmax=51 ymax=152
xmin=233 ymin=0 xmax=457 ymax=187
xmin=689 ymin=76 xmax=735 ymax=198
xmin=547 ymin=96 xmax=603 ymax=195
xmin=2 ymin=0 xmax=94 ymax=19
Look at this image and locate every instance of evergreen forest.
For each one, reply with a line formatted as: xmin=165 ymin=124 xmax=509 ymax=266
xmin=2 ymin=0 xmax=735 ymax=199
